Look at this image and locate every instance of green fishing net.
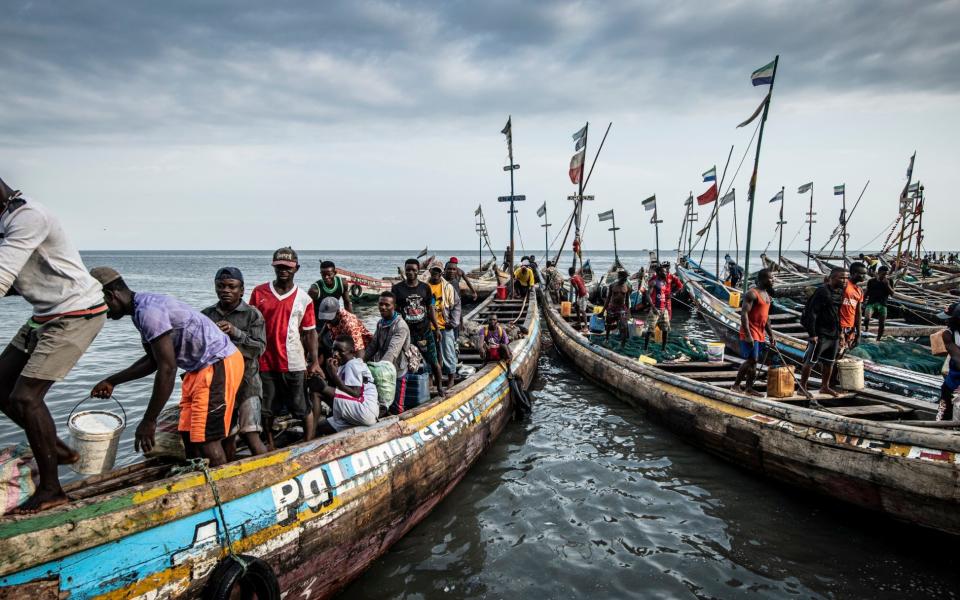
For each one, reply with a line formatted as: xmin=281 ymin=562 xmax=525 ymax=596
xmin=847 ymin=341 xmax=943 ymax=375
xmin=588 ymin=331 xmax=709 ymax=363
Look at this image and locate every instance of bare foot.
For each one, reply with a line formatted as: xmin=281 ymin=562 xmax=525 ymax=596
xmin=10 ymin=489 xmax=69 ymax=515
xmin=745 ymin=388 xmax=764 ymax=397
xmin=57 ymin=445 xmax=80 ymax=465
xmin=820 ymin=386 xmax=840 ymax=398
xmin=732 ymin=382 xmax=743 ymax=392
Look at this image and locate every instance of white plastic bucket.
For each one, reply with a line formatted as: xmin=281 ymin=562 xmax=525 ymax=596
xmin=706 ymin=342 xmax=726 ymax=363
xmin=68 ymin=398 xmax=126 ymax=475
xmin=836 ymin=358 xmax=865 ymax=391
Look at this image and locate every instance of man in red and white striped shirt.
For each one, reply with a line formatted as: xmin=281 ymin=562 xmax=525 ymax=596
xmin=249 ymin=247 xmax=320 ymax=445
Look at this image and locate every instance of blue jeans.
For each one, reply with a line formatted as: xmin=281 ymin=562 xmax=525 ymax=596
xmin=439 ymin=328 xmax=458 ymax=376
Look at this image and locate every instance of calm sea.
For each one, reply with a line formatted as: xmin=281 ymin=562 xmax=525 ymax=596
xmin=0 ymin=250 xmax=957 ymax=599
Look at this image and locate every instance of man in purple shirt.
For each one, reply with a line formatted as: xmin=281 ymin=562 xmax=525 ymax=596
xmin=89 ymin=267 xmax=244 ymax=466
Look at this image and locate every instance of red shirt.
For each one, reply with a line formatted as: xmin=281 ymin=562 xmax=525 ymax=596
xmin=329 ymin=309 xmax=372 ymax=354
xmin=570 ymin=275 xmax=588 ymax=298
xmin=739 ymin=288 xmax=771 ymax=342
xmin=839 ymin=280 xmax=863 ymax=329
xmin=249 ymin=282 xmax=316 ymax=372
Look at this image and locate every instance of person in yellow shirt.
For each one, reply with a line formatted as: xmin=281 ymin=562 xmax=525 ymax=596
xmin=428 ymin=265 xmax=458 ymax=387
xmin=514 ymin=260 xmax=535 ymax=298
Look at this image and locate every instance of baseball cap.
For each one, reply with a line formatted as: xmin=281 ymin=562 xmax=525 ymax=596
xmin=429 ymin=264 xmax=443 ymax=273
xmin=449 ymin=256 xmax=459 ymax=264
xmin=215 ymin=267 xmax=244 ymax=283
xmin=444 ymin=261 xmax=457 ymax=270
xmin=272 ymin=247 xmax=298 ymax=268
xmin=937 ymin=302 xmax=960 ymax=321
xmin=316 ymin=297 xmax=340 ymax=321
xmin=89 ymin=266 xmax=122 ymax=287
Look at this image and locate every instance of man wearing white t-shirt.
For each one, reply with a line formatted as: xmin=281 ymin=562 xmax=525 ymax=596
xmin=317 ymin=335 xmax=378 ymax=434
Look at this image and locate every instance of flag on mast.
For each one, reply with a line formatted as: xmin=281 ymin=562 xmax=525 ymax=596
xmin=797 ymin=182 xmax=813 ymax=194
xmin=572 ymin=125 xmax=587 ymax=142
xmin=906 ymin=152 xmax=916 ymax=179
xmin=642 ymin=195 xmax=657 ymax=211
xmin=697 ymin=183 xmax=718 ymax=205
xmin=834 ymin=184 xmax=845 ymax=196
xmin=537 ymin=202 xmax=547 ymax=217
xmin=501 ymin=117 xmax=512 ymax=156
xmin=569 ymin=149 xmax=585 ymax=184
xmin=597 ymin=209 xmax=615 ymax=222
xmin=769 ymin=190 xmax=784 ymax=203
xmin=737 ymin=93 xmax=769 ymax=128
xmin=702 ymin=167 xmax=716 ymax=182
xmin=720 ymin=189 xmax=736 ymax=206
xmin=475 ymin=205 xmax=482 ymax=216
xmin=751 ymin=59 xmax=776 ymax=86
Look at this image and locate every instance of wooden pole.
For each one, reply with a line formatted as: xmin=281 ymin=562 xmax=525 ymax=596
xmin=916 ymin=185 xmax=924 ymax=258
xmin=777 ymin=185 xmax=786 ymax=262
xmin=573 ymin=122 xmax=588 ymax=270
xmin=610 ymin=212 xmax=620 ymax=266
xmin=542 ymin=205 xmax=551 ymax=265
xmin=653 ymin=208 xmax=663 ymax=263
xmin=840 ymin=184 xmax=848 ymax=260
xmin=715 ymin=147 xmax=734 ymax=273
xmin=742 ymin=55 xmax=779 ymax=293
xmin=806 ymin=185 xmax=815 ymax=270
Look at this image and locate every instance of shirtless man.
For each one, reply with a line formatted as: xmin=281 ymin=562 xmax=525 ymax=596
xmin=603 ymin=270 xmax=632 ymax=348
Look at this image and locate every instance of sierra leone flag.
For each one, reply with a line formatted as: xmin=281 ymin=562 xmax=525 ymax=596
xmin=702 ymin=167 xmax=716 ymax=182
xmin=834 ymin=184 xmax=845 ymax=196
xmin=752 ymin=59 xmax=776 ymax=86
xmin=598 ymin=209 xmax=615 ymax=222
xmin=642 ymin=195 xmax=657 ymax=211
xmin=770 ymin=190 xmax=784 ymax=203
xmin=797 ymin=182 xmax=813 ymax=194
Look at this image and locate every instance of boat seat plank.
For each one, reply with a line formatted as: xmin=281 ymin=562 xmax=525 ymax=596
xmin=826 ymin=404 xmax=913 ymax=419
xmin=681 ymin=371 xmax=747 ymax=380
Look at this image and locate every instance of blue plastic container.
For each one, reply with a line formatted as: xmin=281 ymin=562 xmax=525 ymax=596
xmin=589 ymin=313 xmax=605 ymax=333
xmin=403 ymin=369 xmax=431 ymax=409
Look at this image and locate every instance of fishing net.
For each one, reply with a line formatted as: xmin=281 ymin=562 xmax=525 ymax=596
xmin=588 ymin=331 xmax=709 ymax=362
xmin=847 ymin=341 xmax=943 ymax=375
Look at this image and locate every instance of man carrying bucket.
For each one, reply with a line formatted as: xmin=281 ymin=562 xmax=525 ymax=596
xmin=0 ymin=176 xmax=107 ymax=513
xmin=90 ymin=268 xmax=244 ymax=468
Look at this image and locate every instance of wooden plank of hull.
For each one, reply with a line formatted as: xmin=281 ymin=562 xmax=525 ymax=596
xmin=0 ymin=296 xmax=540 ymax=599
xmin=540 ymin=290 xmax=960 ymax=535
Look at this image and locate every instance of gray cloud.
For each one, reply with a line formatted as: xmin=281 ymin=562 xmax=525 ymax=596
xmin=1 ymin=0 xmax=958 ymax=144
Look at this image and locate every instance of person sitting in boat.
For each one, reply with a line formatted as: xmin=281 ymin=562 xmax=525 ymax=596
xmin=514 ymin=260 xmax=535 ymax=298
xmin=309 ymin=260 xmax=353 ymax=314
xmin=315 ymin=297 xmax=371 ymax=355
xmin=603 ymin=270 xmax=632 ymax=349
xmin=839 ymin=262 xmax=867 ymax=353
xmin=365 ymin=291 xmax=411 ymax=415
xmin=799 ymin=267 xmax=847 ymax=398
xmin=316 ymin=336 xmax=379 ymax=434
xmin=90 ymin=267 xmax=244 ymax=468
xmin=863 ymin=266 xmax=895 ymax=339
xmin=200 ymin=267 xmax=269 ymax=459
xmin=567 ymin=266 xmax=589 ymax=330
xmin=733 ymin=269 xmax=776 ymax=396
xmin=479 ymin=314 xmax=512 ymax=363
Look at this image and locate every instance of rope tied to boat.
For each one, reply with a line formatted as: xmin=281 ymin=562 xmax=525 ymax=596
xmin=171 ymin=458 xmax=249 ymax=573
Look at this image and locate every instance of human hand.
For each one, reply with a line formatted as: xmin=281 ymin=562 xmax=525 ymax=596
xmin=135 ymin=418 xmax=157 ymax=454
xmin=216 ymin=321 xmax=237 ymax=337
xmin=325 ymin=356 xmax=339 ymax=372
xmin=91 ymin=380 xmax=114 ymax=398
xmin=308 ymin=361 xmax=324 ymax=377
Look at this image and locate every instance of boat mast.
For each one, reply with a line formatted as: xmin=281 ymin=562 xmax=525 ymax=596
xmin=652 ymin=206 xmax=662 ymax=263
xmin=895 ymin=152 xmax=916 ymax=262
xmin=499 ymin=116 xmax=524 ymax=288
xmin=540 ymin=204 xmax=551 ymax=265
xmin=805 ymin=185 xmax=815 ymax=270
xmin=915 ymin=184 xmax=924 ymax=259
xmin=742 ymin=54 xmax=779 ymax=293
xmin=610 ymin=212 xmax=620 ymax=266
xmin=777 ymin=185 xmax=786 ymax=263
xmin=573 ymin=123 xmax=588 ymax=270
xmin=686 ymin=192 xmax=696 ymax=259
xmin=840 ymin=183 xmax=848 ymax=260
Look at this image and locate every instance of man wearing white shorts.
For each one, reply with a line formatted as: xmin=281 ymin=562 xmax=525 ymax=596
xmin=317 ymin=335 xmax=379 ymax=434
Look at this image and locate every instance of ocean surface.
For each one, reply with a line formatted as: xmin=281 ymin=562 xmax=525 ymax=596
xmin=1 ymin=249 xmax=957 ymax=599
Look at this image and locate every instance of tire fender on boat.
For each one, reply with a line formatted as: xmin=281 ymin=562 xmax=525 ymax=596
xmin=350 ymin=283 xmax=363 ymax=301
xmin=205 ymin=555 xmax=280 ymax=600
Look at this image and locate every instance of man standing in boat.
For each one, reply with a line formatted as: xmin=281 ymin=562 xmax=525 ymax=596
xmin=90 ymin=267 xmax=244 ymax=467
xmin=799 ymin=267 xmax=847 ymax=397
xmin=733 ymin=269 xmax=776 ymax=396
xmin=864 ymin=266 xmax=895 ymax=339
xmin=936 ymin=303 xmax=960 ymax=421
xmin=392 ymin=259 xmax=445 ymax=397
xmin=839 ymin=262 xmax=866 ymax=353
xmin=643 ymin=263 xmax=682 ymax=352
xmin=567 ymin=266 xmax=588 ymax=330
xmin=365 ymin=291 xmax=411 ymax=414
xmin=309 ymin=260 xmax=353 ymax=314
xmin=603 ymin=270 xmax=632 ymax=349
xmin=0 ymin=177 xmax=107 ymax=513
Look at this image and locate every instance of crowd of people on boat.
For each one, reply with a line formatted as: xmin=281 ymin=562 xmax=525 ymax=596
xmin=0 ymin=179 xmax=518 ymax=514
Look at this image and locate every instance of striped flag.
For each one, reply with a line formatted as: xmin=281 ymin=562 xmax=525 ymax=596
xmin=797 ymin=182 xmax=813 ymax=194
xmin=751 ymin=59 xmax=776 ymax=86
xmin=769 ymin=190 xmax=784 ymax=203
xmin=906 ymin=152 xmax=916 ymax=179
xmin=702 ymin=167 xmax=716 ymax=182
xmin=834 ymin=184 xmax=845 ymax=196
xmin=536 ymin=202 xmax=547 ymax=217
xmin=642 ymin=195 xmax=657 ymax=211
xmin=598 ymin=209 xmax=614 ymax=222
xmin=569 ymin=149 xmax=585 ymax=184
xmin=720 ymin=189 xmax=735 ymax=206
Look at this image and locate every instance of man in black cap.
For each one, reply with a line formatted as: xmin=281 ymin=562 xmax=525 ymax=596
xmin=936 ymin=303 xmax=960 ymax=421
xmin=201 ymin=267 xmax=269 ymax=457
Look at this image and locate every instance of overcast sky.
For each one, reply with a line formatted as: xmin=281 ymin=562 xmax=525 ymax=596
xmin=2 ymin=0 xmax=957 ymax=252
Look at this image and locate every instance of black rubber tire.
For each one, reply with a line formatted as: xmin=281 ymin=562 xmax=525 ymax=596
xmin=205 ymin=555 xmax=280 ymax=600
xmin=349 ymin=284 xmax=363 ymax=301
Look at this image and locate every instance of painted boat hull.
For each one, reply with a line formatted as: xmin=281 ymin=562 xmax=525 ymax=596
xmin=0 ymin=297 xmax=541 ymax=599
xmin=540 ymin=290 xmax=960 ymax=536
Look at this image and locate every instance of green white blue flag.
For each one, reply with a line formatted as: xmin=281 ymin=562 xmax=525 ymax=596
xmin=598 ymin=209 xmax=614 ymax=222
xmin=752 ymin=59 xmax=776 ymax=86
xmin=797 ymin=182 xmax=813 ymax=194
xmin=537 ymin=202 xmax=547 ymax=217
xmin=834 ymin=184 xmax=845 ymax=196
xmin=702 ymin=167 xmax=716 ymax=182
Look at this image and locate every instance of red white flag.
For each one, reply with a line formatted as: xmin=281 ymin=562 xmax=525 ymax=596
xmin=569 ymin=149 xmax=585 ymax=184
xmin=697 ymin=183 xmax=718 ymax=205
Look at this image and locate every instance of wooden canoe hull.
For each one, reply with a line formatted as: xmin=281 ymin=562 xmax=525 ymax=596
xmin=540 ymin=291 xmax=960 ymax=535
xmin=0 ymin=297 xmax=540 ymax=600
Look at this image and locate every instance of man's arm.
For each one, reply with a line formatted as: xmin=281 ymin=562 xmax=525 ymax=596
xmin=805 ymin=289 xmax=824 ymax=337
xmin=0 ymin=206 xmax=51 ymax=297
xmin=303 ymin=329 xmax=321 ymax=375
xmin=340 ymin=278 xmax=353 ymax=313
xmin=363 ymin=327 xmax=381 ymax=362
xmin=130 ymin=333 xmax=178 ymax=454
xmin=220 ymin=310 xmax=266 ymax=361
xmin=945 ymin=331 xmax=960 ymax=367
xmin=91 ymin=350 xmax=159 ymax=398
xmin=380 ymin=325 xmax=408 ymax=365
xmin=740 ymin=290 xmax=756 ymax=342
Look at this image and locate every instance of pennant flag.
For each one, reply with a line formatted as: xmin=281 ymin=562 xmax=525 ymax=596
xmin=907 ymin=182 xmax=920 ymax=194
xmin=598 ymin=209 xmax=615 ymax=222
xmin=572 ymin=125 xmax=587 ymax=142
xmin=536 ymin=202 xmax=547 ymax=217
xmin=417 ymin=247 xmax=428 ymax=259
xmin=720 ymin=189 xmax=736 ymax=206
xmin=906 ymin=152 xmax=916 ymax=179
xmin=475 ymin=205 xmax=482 ymax=216
xmin=769 ymin=190 xmax=784 ymax=203
xmin=751 ymin=59 xmax=776 ymax=86
xmin=737 ymin=93 xmax=769 ymax=128
xmin=642 ymin=195 xmax=657 ymax=211
xmin=834 ymin=184 xmax=845 ymax=196
xmin=702 ymin=167 xmax=716 ymax=182
xmin=684 ymin=193 xmax=694 ymax=206
xmin=697 ymin=183 xmax=718 ymax=205
xmin=797 ymin=182 xmax=813 ymax=194
xmin=569 ymin=149 xmax=585 ymax=184
xmin=501 ymin=117 xmax=512 ymax=156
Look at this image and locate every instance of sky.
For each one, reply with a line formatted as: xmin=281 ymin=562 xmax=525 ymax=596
xmin=2 ymin=0 xmax=958 ymax=253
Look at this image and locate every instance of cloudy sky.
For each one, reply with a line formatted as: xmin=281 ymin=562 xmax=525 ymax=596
xmin=2 ymin=0 xmax=957 ymax=252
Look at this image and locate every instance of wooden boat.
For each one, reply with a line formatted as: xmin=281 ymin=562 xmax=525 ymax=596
xmin=778 ymin=254 xmax=821 ymax=275
xmin=540 ymin=288 xmax=960 ymax=536
xmin=678 ymin=266 xmax=942 ymax=398
xmin=752 ymin=255 xmax=823 ymax=299
xmin=0 ymin=294 xmax=541 ymax=599
xmin=335 ymin=268 xmax=393 ymax=303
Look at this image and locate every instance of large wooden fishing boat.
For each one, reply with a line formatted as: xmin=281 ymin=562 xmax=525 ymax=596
xmin=335 ymin=268 xmax=393 ymax=303
xmin=540 ymin=289 xmax=960 ymax=535
xmin=0 ymin=294 xmax=540 ymax=599
xmin=678 ymin=266 xmax=942 ymax=398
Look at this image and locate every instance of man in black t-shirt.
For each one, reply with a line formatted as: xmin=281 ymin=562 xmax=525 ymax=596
xmin=864 ymin=266 xmax=895 ymax=339
xmin=799 ymin=267 xmax=847 ymax=397
xmin=391 ymin=258 xmax=445 ymax=397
